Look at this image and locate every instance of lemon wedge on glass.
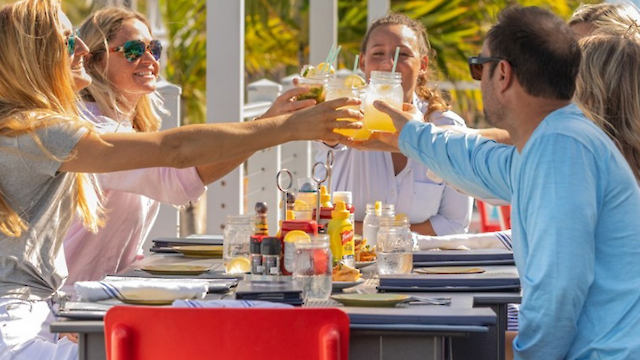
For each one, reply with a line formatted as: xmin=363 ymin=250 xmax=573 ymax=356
xmin=343 ymin=74 xmax=366 ymax=88
xmin=226 ymin=256 xmax=251 ymax=274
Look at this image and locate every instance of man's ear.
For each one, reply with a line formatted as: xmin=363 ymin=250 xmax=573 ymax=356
xmin=497 ymin=60 xmax=515 ymax=92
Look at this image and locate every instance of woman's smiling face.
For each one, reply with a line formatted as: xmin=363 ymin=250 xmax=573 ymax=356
xmin=100 ymin=19 xmax=159 ymax=105
xmin=360 ymin=24 xmax=428 ymax=102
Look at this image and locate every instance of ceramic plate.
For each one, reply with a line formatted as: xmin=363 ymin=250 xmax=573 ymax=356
xmin=332 ymin=278 xmax=365 ymax=291
xmin=355 ymin=261 xmax=376 ymax=269
xmin=172 ymin=245 xmax=223 ymax=258
xmin=330 ymin=293 xmax=410 ymax=307
xmin=140 ymin=264 xmax=211 ymax=275
xmin=119 ymin=298 xmax=174 ymax=306
xmin=414 ymin=266 xmax=486 ymax=275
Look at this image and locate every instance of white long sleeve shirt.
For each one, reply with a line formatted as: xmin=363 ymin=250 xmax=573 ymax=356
xmin=315 ymin=99 xmax=472 ymax=235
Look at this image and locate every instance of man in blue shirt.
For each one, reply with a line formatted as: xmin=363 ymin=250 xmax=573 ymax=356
xmin=359 ymin=6 xmax=640 ymax=360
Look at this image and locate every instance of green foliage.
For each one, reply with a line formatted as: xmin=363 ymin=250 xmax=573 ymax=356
xmin=159 ymin=0 xmax=207 ymax=125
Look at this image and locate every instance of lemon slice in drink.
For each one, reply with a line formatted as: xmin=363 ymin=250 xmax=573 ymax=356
xmin=226 ymin=256 xmax=251 ymax=274
xmin=284 ymin=230 xmax=311 ymax=243
xmin=344 ymin=74 xmax=366 ymax=88
xmin=316 ymin=62 xmax=335 ymax=75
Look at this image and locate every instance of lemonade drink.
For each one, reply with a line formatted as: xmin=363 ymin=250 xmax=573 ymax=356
xmin=325 ymin=82 xmax=364 ymax=139
xmin=362 ymin=71 xmax=403 ymax=132
xmin=325 ymin=75 xmax=371 ymax=140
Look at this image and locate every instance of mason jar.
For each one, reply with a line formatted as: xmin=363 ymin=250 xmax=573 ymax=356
xmin=362 ymin=71 xmax=403 ymax=132
xmin=296 ymin=71 xmax=332 ymax=103
xmin=222 ymin=214 xmax=254 ymax=273
xmin=362 ymin=203 xmax=395 ymax=250
xmin=325 ymin=80 xmax=371 ymax=140
xmin=377 ymin=216 xmax=413 ymax=275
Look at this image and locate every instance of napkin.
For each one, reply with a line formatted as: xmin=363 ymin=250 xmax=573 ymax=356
xmin=75 ymin=279 xmax=208 ymax=302
xmin=172 ymin=299 xmax=293 ymax=308
xmin=415 ymin=230 xmax=512 ymax=251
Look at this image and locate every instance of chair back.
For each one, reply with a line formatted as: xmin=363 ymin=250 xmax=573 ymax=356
xmin=476 ymin=200 xmax=511 ymax=233
xmin=105 ymin=307 xmax=350 ymax=360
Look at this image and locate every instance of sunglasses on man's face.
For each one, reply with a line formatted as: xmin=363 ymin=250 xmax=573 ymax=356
xmin=468 ymin=56 xmax=505 ymax=81
xmin=66 ymin=29 xmax=80 ymax=56
xmin=110 ymin=39 xmax=162 ymax=62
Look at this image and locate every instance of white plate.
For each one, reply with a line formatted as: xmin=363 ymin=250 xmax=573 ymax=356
xmin=355 ymin=261 xmax=375 ymax=269
xmin=332 ymin=278 xmax=364 ymax=291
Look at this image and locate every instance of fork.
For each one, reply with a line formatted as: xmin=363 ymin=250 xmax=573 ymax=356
xmin=406 ymin=295 xmax=451 ymax=306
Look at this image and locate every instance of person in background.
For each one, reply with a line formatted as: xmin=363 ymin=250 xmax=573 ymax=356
xmin=355 ymin=6 xmax=640 ymax=359
xmin=0 ymin=0 xmax=362 ymax=358
xmin=63 ymin=7 xmax=317 ymax=284
xmin=315 ymin=13 xmax=473 ymax=237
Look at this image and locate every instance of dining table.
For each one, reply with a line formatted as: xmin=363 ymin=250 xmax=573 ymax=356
xmin=51 ymin=251 xmax=519 ymax=360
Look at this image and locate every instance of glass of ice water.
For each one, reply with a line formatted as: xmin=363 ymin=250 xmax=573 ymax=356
xmin=293 ymin=235 xmax=332 ymax=302
xmin=377 ymin=216 xmax=413 ymax=275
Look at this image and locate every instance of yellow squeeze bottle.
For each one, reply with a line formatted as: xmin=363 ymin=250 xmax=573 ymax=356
xmin=327 ymin=201 xmax=355 ymax=268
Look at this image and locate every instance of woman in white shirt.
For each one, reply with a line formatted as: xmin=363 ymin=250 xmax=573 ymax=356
xmin=315 ymin=13 xmax=472 ymax=236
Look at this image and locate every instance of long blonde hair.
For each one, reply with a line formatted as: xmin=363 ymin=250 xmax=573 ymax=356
xmin=361 ymin=12 xmax=449 ymax=118
xmin=79 ymin=7 xmax=162 ymax=133
xmin=569 ymin=2 xmax=640 ymax=31
xmin=0 ymin=0 xmax=103 ymax=237
xmin=576 ymin=28 xmax=640 ymax=182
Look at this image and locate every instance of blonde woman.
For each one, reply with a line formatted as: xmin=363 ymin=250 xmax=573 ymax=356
xmin=571 ymin=2 xmax=640 ymax=183
xmin=62 ymin=7 xmax=316 ymax=284
xmin=0 ymin=0 xmax=362 ymax=357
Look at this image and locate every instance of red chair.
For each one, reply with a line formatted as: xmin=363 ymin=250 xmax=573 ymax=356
xmin=104 ymin=307 xmax=350 ymax=360
xmin=476 ymin=200 xmax=511 ymax=233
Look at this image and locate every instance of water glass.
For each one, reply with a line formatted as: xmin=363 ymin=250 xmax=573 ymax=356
xmin=293 ymin=236 xmax=332 ymax=301
xmin=223 ymin=214 xmax=254 ymax=273
xmin=377 ymin=216 xmax=413 ymax=275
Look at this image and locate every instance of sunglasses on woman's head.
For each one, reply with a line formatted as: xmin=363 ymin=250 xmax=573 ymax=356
xmin=110 ymin=39 xmax=162 ymax=62
xmin=65 ymin=29 xmax=80 ymax=56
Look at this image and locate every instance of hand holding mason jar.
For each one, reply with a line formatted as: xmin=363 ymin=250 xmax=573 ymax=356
xmin=325 ymin=75 xmax=370 ymax=141
xmin=377 ymin=215 xmax=413 ymax=275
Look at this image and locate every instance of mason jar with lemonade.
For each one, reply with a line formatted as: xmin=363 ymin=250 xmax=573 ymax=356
xmin=362 ymin=71 xmax=403 ymax=132
xmin=325 ymin=74 xmax=371 ymax=140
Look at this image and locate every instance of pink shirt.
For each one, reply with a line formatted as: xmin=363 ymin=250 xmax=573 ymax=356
xmin=63 ymin=104 xmax=206 ymax=283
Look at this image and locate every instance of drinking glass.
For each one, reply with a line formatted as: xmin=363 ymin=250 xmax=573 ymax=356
xmin=325 ymin=81 xmax=371 ymax=140
xmin=362 ymin=71 xmax=403 ymax=132
xmin=362 ymin=203 xmax=395 ymax=250
xmin=296 ymin=71 xmax=331 ymax=103
xmin=223 ymin=214 xmax=254 ymax=273
xmin=377 ymin=216 xmax=413 ymax=275
xmin=293 ymin=235 xmax=332 ymax=301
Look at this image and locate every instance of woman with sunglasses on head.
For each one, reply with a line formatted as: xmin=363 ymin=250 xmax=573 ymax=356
xmin=315 ymin=13 xmax=473 ymax=238
xmin=0 ymin=0 xmax=362 ymax=357
xmin=62 ymin=7 xmax=316 ymax=285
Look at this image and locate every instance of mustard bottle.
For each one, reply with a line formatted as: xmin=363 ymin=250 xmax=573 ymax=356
xmin=327 ymin=201 xmax=355 ymax=267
